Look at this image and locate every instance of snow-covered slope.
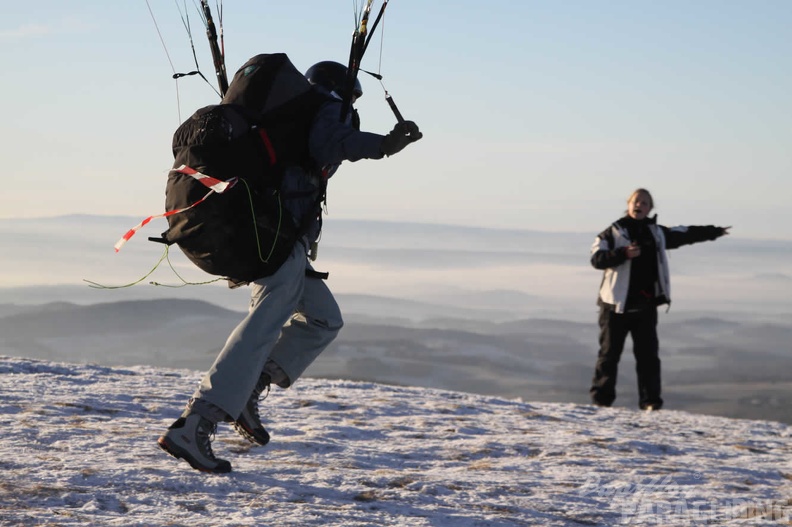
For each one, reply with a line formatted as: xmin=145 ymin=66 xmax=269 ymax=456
xmin=1 ymin=356 xmax=790 ymax=526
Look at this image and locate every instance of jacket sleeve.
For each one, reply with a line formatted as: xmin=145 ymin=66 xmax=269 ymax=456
xmin=590 ymin=227 xmax=628 ymax=270
xmin=308 ymin=101 xmax=386 ymax=167
xmin=661 ymin=225 xmax=725 ymax=250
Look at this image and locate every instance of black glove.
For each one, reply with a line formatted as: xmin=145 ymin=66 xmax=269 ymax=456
xmin=707 ymin=225 xmax=731 ymax=240
xmin=381 ymin=121 xmax=423 ymax=157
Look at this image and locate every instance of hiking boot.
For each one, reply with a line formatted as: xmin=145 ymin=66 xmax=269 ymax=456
xmin=233 ymin=374 xmax=271 ymax=446
xmin=157 ymin=413 xmax=231 ymax=473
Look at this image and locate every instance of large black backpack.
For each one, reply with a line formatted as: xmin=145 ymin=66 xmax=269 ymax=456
xmin=158 ymin=53 xmax=330 ymax=282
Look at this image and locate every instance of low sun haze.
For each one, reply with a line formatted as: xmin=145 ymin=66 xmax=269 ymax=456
xmin=1 ymin=1 xmax=790 ymax=240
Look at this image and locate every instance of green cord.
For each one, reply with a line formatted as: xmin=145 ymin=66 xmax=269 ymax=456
xmin=84 ymin=247 xmax=170 ymax=289
xmin=149 ymin=247 xmax=224 ymax=287
xmin=86 ymin=181 xmax=281 ymax=290
xmin=239 ymin=179 xmax=282 ymax=263
xmin=84 ymin=245 xmax=224 ymax=289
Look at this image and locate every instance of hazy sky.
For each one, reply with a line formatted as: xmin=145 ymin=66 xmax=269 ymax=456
xmin=2 ymin=1 xmax=790 ymax=240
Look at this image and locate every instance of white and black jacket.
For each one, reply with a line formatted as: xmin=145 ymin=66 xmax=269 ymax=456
xmin=590 ymin=216 xmax=724 ymax=313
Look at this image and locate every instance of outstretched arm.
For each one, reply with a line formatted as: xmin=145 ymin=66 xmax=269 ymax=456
xmin=662 ymin=225 xmax=730 ymax=250
xmin=308 ymin=101 xmax=386 ymax=166
xmin=308 ymin=102 xmax=423 ymax=167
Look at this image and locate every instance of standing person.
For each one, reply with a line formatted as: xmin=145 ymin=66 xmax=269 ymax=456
xmin=158 ymin=60 xmax=422 ymax=473
xmin=589 ymin=188 xmax=729 ymax=411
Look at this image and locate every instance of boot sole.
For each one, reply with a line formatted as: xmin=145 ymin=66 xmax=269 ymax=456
xmin=232 ymin=421 xmax=270 ymax=447
xmin=157 ymin=436 xmax=232 ymax=474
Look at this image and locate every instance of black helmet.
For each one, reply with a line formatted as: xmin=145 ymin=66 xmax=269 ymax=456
xmin=305 ymin=61 xmax=363 ymax=99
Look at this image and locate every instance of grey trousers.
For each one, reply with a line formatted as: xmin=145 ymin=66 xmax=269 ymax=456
xmin=190 ymin=243 xmax=343 ymax=421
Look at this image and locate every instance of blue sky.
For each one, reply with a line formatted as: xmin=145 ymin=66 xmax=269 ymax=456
xmin=2 ymin=1 xmax=791 ymax=239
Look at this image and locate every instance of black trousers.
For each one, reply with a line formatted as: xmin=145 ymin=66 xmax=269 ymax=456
xmin=590 ymin=305 xmax=663 ymax=409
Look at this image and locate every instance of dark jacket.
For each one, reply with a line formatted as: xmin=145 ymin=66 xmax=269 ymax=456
xmin=280 ymin=95 xmax=385 ymax=245
xmin=591 ymin=215 xmax=724 ymax=313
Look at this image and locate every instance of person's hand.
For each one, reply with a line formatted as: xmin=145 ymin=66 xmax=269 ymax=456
xmin=708 ymin=225 xmax=731 ymax=240
xmin=624 ymin=243 xmax=641 ymax=259
xmin=381 ymin=121 xmax=423 ymax=157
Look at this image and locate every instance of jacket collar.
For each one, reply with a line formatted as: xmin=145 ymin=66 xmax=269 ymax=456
xmin=618 ymin=214 xmax=657 ymax=227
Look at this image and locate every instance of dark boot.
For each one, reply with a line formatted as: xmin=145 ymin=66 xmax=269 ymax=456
xmin=232 ymin=373 xmax=271 ymax=446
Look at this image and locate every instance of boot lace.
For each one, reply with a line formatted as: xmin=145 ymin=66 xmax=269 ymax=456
xmin=196 ymin=420 xmax=219 ymax=461
xmin=247 ymin=375 xmax=271 ymax=423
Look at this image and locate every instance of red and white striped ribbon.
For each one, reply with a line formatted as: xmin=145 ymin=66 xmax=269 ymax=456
xmin=114 ymin=166 xmax=238 ymax=252
xmin=172 ymin=164 xmax=238 ymax=193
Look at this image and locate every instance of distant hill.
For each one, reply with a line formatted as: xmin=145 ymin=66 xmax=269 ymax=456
xmin=2 ymin=215 xmax=790 ymax=321
xmin=2 ymin=215 xmax=791 ymax=425
xmin=2 ymin=298 xmax=791 ymax=425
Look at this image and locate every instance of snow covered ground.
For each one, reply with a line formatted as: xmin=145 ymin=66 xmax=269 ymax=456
xmin=1 ymin=356 xmax=791 ymax=526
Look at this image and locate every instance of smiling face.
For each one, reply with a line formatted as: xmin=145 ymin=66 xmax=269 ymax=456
xmin=627 ymin=190 xmax=654 ymax=220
